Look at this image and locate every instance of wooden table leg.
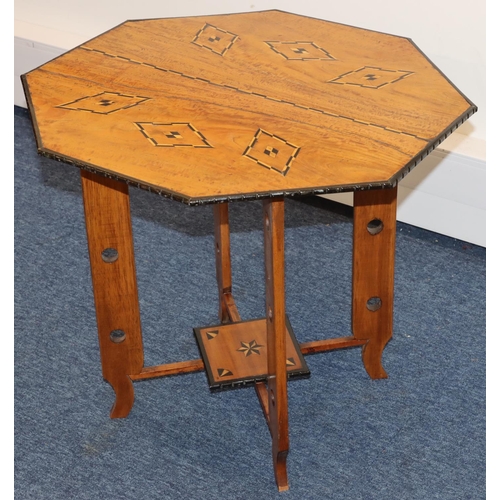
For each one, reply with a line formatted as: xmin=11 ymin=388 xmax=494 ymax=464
xmin=80 ymin=170 xmax=144 ymax=418
xmin=352 ymin=185 xmax=397 ymax=379
xmin=213 ymin=203 xmax=241 ymax=323
xmin=213 ymin=203 xmax=284 ymax=456
xmin=263 ymin=197 xmax=289 ymax=492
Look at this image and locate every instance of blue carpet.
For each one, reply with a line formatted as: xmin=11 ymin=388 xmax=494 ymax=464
xmin=14 ymin=106 xmax=485 ymax=499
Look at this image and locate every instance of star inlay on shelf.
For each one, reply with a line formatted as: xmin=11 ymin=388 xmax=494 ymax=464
xmin=237 ymin=340 xmax=264 ymax=357
xmin=193 ymin=316 xmax=312 ymax=389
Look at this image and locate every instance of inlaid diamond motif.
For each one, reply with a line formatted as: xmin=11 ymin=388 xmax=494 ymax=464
xmin=265 ymin=41 xmax=336 ymax=61
xmin=135 ymin=122 xmax=212 ymax=148
xmin=264 ymin=146 xmax=279 ymax=158
xmin=243 ymin=129 xmax=300 ymax=176
xmin=57 ymin=92 xmax=150 ymax=114
xmin=24 ymin=10 xmax=476 ymax=205
xmin=328 ymin=66 xmax=413 ymax=89
xmin=192 ymin=24 xmax=238 ymax=56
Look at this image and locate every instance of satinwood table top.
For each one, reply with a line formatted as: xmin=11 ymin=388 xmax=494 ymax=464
xmin=22 ymin=10 xmax=476 ymax=204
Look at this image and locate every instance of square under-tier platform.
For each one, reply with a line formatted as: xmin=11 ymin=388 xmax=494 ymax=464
xmin=194 ymin=316 xmax=310 ymax=390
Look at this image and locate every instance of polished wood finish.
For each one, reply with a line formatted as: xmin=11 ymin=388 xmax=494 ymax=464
xmin=194 ymin=317 xmax=309 ymax=389
xmin=210 ymin=199 xmax=294 ymax=490
xmin=22 ymin=9 xmax=477 ymax=494
xmin=130 ymin=359 xmax=205 ymax=381
xmin=352 ymin=186 xmax=398 ymax=379
xmin=300 ymin=336 xmax=367 ymax=355
xmin=212 ymin=202 xmax=273 ymax=464
xmin=263 ymin=198 xmax=289 ymax=491
xmin=213 ymin=203 xmax=237 ymax=323
xmin=23 ymin=11 xmax=475 ymax=205
xmin=255 ymin=381 xmax=271 ymax=429
xmin=223 ymin=293 xmax=242 ymax=323
xmin=80 ymin=170 xmax=144 ymax=418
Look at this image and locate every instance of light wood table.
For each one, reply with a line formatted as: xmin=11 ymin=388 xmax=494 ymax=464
xmin=22 ymin=10 xmax=476 ymax=491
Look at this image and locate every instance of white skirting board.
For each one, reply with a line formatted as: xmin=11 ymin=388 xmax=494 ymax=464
xmin=322 ymin=145 xmax=486 ymax=247
xmin=14 ymin=34 xmax=486 ymax=247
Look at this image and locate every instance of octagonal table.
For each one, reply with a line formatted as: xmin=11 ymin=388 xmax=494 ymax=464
xmin=22 ymin=10 xmax=476 ymax=491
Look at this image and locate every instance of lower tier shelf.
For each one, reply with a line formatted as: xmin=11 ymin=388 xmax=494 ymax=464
xmin=194 ymin=316 xmax=310 ymax=390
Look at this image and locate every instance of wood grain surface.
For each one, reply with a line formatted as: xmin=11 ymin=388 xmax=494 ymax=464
xmin=263 ymin=197 xmax=289 ymax=491
xmin=80 ymin=170 xmax=144 ymax=417
xmin=352 ymin=186 xmax=398 ymax=379
xmin=23 ymin=10 xmax=476 ymax=204
xmin=194 ymin=317 xmax=309 ymax=389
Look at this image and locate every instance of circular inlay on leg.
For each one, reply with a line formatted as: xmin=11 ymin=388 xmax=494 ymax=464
xmin=110 ymin=329 xmax=126 ymax=343
xmin=367 ymin=219 xmax=383 ymax=235
xmin=366 ymin=297 xmax=382 ymax=311
xmin=101 ymin=247 xmax=119 ymax=263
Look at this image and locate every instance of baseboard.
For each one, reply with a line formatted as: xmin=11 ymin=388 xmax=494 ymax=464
xmin=14 ymin=29 xmax=486 ymax=247
xmin=322 ymin=143 xmax=485 ymax=247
